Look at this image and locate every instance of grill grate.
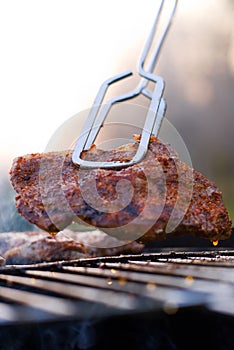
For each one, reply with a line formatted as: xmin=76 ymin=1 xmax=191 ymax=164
xmin=1 ymin=248 xmax=234 ymax=325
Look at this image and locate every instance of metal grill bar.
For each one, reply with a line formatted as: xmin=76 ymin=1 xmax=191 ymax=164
xmin=60 ymin=265 xmax=228 ymax=295
xmin=0 ymin=273 xmax=142 ymax=311
xmin=0 ymin=284 xmax=76 ymax=320
xmin=105 ymin=260 xmax=234 ymax=283
xmin=1 ymin=249 xmax=234 ymax=325
xmin=25 ymin=269 xmax=204 ymax=308
xmin=5 ymin=249 xmax=234 ymax=269
xmin=0 ymin=302 xmax=20 ymax=323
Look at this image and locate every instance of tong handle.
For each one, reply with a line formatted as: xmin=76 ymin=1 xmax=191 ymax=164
xmin=72 ymin=0 xmax=178 ymax=169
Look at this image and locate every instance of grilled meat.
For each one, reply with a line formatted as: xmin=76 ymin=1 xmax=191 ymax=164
xmin=10 ymin=136 xmax=232 ymax=243
xmin=0 ymin=230 xmax=144 ymax=265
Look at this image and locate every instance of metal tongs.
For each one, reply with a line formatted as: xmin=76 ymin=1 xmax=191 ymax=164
xmin=72 ymin=0 xmax=178 ymax=169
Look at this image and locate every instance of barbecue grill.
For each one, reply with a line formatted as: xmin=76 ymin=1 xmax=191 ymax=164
xmin=1 ymin=239 xmax=234 ymax=350
xmin=2 ymin=0 xmax=233 ymax=348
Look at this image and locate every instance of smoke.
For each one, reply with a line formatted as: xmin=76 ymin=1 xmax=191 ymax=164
xmin=38 ymin=321 xmax=96 ymax=350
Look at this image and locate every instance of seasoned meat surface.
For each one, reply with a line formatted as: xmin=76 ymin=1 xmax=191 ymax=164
xmin=10 ymin=136 xmax=232 ymax=243
xmin=0 ymin=230 xmax=144 ymax=265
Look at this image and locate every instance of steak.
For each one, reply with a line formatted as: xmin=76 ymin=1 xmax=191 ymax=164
xmin=0 ymin=230 xmax=144 ymax=265
xmin=9 ymin=135 xmax=232 ymax=244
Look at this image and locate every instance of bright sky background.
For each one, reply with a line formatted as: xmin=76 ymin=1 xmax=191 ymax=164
xmin=0 ymin=0 xmax=232 ymax=170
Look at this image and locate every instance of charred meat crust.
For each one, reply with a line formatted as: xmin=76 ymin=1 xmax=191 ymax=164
xmin=10 ymin=136 xmax=232 ymax=243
